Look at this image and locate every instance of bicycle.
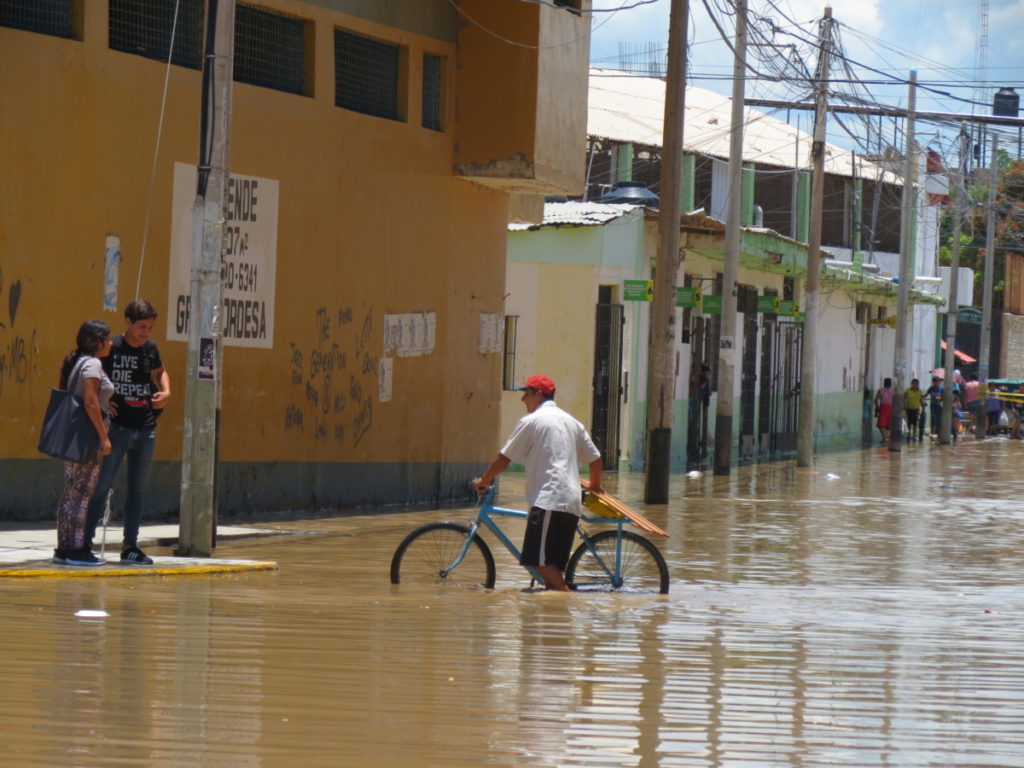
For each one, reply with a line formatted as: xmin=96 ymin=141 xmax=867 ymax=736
xmin=390 ymin=484 xmax=670 ymax=594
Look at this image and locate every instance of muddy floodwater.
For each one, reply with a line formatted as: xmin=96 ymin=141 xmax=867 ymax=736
xmin=2 ymin=440 xmax=1023 ymax=766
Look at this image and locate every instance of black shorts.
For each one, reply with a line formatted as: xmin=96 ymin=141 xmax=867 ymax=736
xmin=520 ymin=507 xmax=578 ymax=571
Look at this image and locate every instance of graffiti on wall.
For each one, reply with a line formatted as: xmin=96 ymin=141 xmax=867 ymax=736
xmin=284 ymin=306 xmax=377 ymax=448
xmin=0 ymin=267 xmax=35 ymax=400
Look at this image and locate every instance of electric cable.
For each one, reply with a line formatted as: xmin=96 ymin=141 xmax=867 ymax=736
xmin=137 ymin=0 xmax=182 ymax=299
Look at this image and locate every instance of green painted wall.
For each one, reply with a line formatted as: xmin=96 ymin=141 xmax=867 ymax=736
xmin=797 ymin=171 xmax=811 ymax=243
xmin=616 ymin=143 xmax=634 ymax=182
xmin=810 ymin=390 xmax=865 ymax=452
xmin=681 ymin=155 xmax=696 ymax=212
xmin=627 ymin=389 xmax=867 ymax=474
xmin=742 ymin=163 xmax=755 ymax=227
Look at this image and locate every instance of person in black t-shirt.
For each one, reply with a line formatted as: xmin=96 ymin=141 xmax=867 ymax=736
xmin=84 ymin=299 xmax=172 ymax=565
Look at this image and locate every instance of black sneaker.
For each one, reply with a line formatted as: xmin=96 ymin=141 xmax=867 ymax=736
xmin=120 ymin=546 xmax=154 ymax=565
xmin=52 ymin=549 xmax=67 ymax=565
xmin=66 ymin=549 xmax=106 ymax=566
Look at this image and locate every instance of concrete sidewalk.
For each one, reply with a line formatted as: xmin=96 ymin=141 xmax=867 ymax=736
xmin=0 ymin=523 xmax=282 ymax=577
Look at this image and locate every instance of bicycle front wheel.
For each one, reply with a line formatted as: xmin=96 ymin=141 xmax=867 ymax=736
xmin=390 ymin=522 xmax=496 ymax=588
xmin=566 ymin=530 xmax=669 ymax=594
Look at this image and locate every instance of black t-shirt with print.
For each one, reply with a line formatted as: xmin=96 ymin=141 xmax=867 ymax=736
xmin=102 ymin=335 xmax=164 ymax=430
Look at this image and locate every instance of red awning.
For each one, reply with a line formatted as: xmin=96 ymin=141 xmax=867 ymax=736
xmin=940 ymin=340 xmax=977 ymax=363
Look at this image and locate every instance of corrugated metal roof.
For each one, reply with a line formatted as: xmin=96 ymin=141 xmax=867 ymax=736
xmin=588 ymin=69 xmax=898 ymax=182
xmin=508 ymin=201 xmax=641 ymax=231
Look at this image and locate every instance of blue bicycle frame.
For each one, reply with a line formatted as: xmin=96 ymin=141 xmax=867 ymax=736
xmin=444 ymin=486 xmax=630 ymax=587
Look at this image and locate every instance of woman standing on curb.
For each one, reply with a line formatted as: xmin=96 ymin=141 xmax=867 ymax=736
xmin=54 ymin=321 xmax=114 ymax=566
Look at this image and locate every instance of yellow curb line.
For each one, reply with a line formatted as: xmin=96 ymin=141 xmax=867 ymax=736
xmin=0 ymin=561 xmax=279 ymax=578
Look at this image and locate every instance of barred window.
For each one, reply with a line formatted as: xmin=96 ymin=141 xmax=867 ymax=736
xmin=109 ymin=0 xmax=204 ymax=70
xmin=502 ymin=316 xmax=518 ymax=391
xmin=1 ymin=0 xmax=76 ymax=39
xmin=855 ymin=302 xmax=869 ymax=325
xmin=335 ymin=29 xmax=404 ymax=122
xmin=234 ymin=4 xmax=308 ymax=96
xmin=422 ymin=53 xmax=444 ymax=132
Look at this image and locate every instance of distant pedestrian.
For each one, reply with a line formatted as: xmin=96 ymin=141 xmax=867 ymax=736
xmin=904 ymin=378 xmax=924 ymax=442
xmin=874 ymin=377 xmax=894 ymax=444
xmin=964 ymin=374 xmax=981 ymax=431
xmin=986 ymin=385 xmax=1003 ymax=435
xmin=53 ymin=321 xmax=114 ymax=566
xmin=926 ymin=376 xmax=944 ymax=437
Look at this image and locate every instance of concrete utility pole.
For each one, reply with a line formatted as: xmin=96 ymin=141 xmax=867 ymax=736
xmin=712 ymin=0 xmax=747 ymax=476
xmin=940 ymin=125 xmax=969 ymax=444
xmin=643 ymin=0 xmax=688 ymax=503
xmin=976 ymin=132 xmax=999 ymax=440
xmin=795 ymin=5 xmax=832 ymax=467
xmin=178 ymin=0 xmax=235 ymax=557
xmin=889 ymin=72 xmax=917 ymax=451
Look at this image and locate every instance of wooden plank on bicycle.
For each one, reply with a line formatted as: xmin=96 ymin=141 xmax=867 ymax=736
xmin=580 ymin=481 xmax=669 ymax=538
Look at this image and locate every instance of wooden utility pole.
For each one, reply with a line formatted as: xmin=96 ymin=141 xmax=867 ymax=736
xmin=712 ymin=0 xmax=747 ymax=476
xmin=178 ymin=0 xmax=235 ymax=557
xmin=976 ymin=133 xmax=999 ymax=440
xmin=795 ymin=5 xmax=832 ymax=467
xmin=888 ymin=72 xmax=917 ymax=451
xmin=940 ymin=124 xmax=969 ymax=444
xmin=643 ymin=0 xmax=688 ymax=503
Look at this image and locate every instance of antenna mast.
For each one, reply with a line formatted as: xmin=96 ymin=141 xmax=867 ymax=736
xmin=974 ymin=0 xmax=990 ymax=168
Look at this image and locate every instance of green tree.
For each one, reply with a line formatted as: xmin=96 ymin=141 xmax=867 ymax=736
xmin=938 ymin=154 xmax=1023 ymax=310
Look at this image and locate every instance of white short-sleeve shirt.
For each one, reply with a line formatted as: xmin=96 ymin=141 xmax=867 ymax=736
xmin=500 ymin=400 xmax=601 ymax=515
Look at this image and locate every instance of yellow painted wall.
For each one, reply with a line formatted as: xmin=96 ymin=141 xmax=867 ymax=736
xmin=453 ymin=0 xmax=589 ymax=193
xmin=0 ymin=1 xmax=541 ymax=515
xmin=502 ymin=261 xmax=629 ymax=443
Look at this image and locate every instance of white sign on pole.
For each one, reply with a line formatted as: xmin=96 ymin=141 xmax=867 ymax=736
xmin=167 ymin=162 xmax=279 ymax=348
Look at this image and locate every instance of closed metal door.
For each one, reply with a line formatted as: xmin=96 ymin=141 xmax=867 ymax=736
xmin=769 ymin=320 xmax=803 ymax=454
xmin=591 ymin=303 xmax=624 ymax=471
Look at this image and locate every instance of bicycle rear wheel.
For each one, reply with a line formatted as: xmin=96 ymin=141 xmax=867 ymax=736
xmin=390 ymin=522 xmax=496 ymax=588
xmin=566 ymin=530 xmax=669 ymax=594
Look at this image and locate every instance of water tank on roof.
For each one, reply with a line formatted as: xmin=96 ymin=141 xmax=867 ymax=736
xmin=600 ymin=181 xmax=659 ymax=209
xmin=994 ymin=87 xmax=1019 ymax=117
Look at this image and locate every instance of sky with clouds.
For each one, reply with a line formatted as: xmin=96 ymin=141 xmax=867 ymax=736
xmin=588 ymin=0 xmax=1024 ymax=160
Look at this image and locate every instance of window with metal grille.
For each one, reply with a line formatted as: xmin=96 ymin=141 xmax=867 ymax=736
xmin=1 ymin=0 xmax=76 ymax=39
xmin=502 ymin=316 xmax=518 ymax=390
xmin=553 ymin=0 xmax=583 ymax=13
xmin=335 ymin=28 xmax=403 ymax=122
xmin=234 ymin=4 xmax=308 ymax=96
xmin=856 ymin=302 xmax=869 ymax=325
xmin=422 ymin=52 xmax=444 ymax=131
xmin=109 ymin=0 xmax=204 ymax=69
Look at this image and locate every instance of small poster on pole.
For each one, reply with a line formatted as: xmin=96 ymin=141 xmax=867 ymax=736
xmin=198 ymin=338 xmax=215 ymax=380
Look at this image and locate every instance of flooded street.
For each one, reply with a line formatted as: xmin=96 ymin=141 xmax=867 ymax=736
xmin=2 ymin=440 xmax=1023 ymax=767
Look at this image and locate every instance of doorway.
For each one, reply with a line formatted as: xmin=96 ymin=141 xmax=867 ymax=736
xmin=591 ymin=286 xmax=624 ymax=472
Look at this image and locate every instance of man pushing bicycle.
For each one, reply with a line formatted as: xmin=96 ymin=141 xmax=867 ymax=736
xmin=474 ymin=375 xmax=604 ymax=592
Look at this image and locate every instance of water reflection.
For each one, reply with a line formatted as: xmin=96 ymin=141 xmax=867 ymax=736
xmin=1 ymin=441 xmax=1023 ymax=766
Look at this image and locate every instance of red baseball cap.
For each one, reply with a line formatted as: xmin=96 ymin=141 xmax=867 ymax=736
xmin=518 ymin=375 xmax=556 ymax=396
